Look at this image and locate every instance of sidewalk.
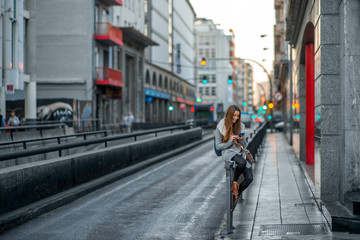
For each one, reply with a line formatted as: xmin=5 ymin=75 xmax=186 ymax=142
xmin=222 ymin=132 xmax=360 ymax=240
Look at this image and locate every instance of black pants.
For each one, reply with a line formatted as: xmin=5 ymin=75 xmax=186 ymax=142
xmin=232 ymin=154 xmax=253 ymax=194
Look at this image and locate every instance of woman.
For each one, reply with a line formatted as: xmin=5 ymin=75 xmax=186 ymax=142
xmin=215 ymin=105 xmax=253 ymax=204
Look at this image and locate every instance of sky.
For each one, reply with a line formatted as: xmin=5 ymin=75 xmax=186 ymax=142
xmin=189 ymin=0 xmax=276 ymax=83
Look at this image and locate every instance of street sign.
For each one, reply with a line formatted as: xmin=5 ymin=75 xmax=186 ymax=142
xmin=6 ymin=84 xmax=14 ymax=94
xmin=179 ymin=103 xmax=186 ymax=110
xmin=274 ymin=91 xmax=283 ymax=102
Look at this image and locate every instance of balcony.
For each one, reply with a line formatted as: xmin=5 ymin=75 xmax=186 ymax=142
xmin=96 ymin=67 xmax=123 ymax=88
xmin=99 ymin=0 xmax=123 ymax=6
xmin=95 ymin=22 xmax=123 ymax=46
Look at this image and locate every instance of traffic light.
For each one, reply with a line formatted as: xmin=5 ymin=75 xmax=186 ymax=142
xmin=227 ymin=75 xmax=233 ymax=84
xmin=242 ymin=101 xmax=247 ymax=106
xmin=210 ymin=106 xmax=214 ymax=111
xmin=202 ymin=75 xmax=208 ymax=84
xmin=196 ymin=97 xmax=202 ymax=103
xmin=168 ymin=105 xmax=174 ymax=111
xmin=268 ymin=103 xmax=274 ymax=109
xmin=191 ymin=106 xmax=195 ymax=112
xmin=200 ymin=58 xmax=206 ymax=66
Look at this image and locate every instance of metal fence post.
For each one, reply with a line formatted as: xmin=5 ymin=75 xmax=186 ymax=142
xmin=225 ymin=160 xmax=235 ymax=234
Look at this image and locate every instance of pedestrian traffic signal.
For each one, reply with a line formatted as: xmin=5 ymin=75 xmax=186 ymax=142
xmin=227 ymin=75 xmax=233 ymax=84
xmin=200 ymin=58 xmax=206 ymax=66
xmin=202 ymin=75 xmax=208 ymax=84
xmin=168 ymin=105 xmax=174 ymax=111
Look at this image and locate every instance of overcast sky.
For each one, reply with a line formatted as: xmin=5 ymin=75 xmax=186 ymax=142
xmin=189 ymin=0 xmax=276 ymax=83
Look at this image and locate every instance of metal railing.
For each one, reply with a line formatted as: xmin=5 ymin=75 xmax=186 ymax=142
xmin=0 ymin=125 xmax=192 ymax=162
xmin=0 ymin=124 xmax=66 ymax=139
xmin=0 ymin=130 xmax=107 ymax=150
xmin=224 ymin=121 xmax=268 ymax=235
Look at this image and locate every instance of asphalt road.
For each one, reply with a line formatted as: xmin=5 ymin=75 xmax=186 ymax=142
xmin=1 ymin=141 xmax=228 ymax=240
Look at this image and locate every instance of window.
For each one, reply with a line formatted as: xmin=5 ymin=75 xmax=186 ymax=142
xmin=199 ymin=87 xmax=203 ymax=95
xmin=211 ymin=49 xmax=216 ymax=58
xmin=205 ymin=49 xmax=209 ymax=58
xmin=146 ymin=70 xmax=150 ymax=84
xmin=152 ymin=72 xmax=157 ymax=86
xmin=211 ymin=87 xmax=216 ymax=96
xmin=211 ymin=75 xmax=216 ymax=83
xmin=205 ymin=87 xmax=209 ymax=96
xmin=159 ymin=75 xmax=163 ymax=88
xmin=164 ymin=77 xmax=168 ymax=89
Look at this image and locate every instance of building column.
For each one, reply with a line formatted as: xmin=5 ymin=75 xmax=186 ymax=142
xmin=25 ymin=0 xmax=37 ymax=122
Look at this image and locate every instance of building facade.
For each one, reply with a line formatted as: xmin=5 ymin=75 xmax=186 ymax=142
xmin=194 ymin=18 xmax=233 ymax=120
xmin=0 ymin=0 xmax=32 ymax=122
xmin=143 ymin=0 xmax=196 ymax=123
xmin=285 ymin=0 xmax=360 ymax=231
xmin=234 ymin=60 xmax=254 ymax=112
xmin=274 ymin=0 xmax=289 ymax=117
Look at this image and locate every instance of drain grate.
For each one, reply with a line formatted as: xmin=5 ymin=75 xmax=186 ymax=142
xmin=259 ymin=223 xmax=328 ymax=236
xmin=294 ymin=203 xmax=315 ymax=207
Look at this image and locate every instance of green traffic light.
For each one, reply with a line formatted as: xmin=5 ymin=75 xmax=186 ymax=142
xmin=268 ymin=115 xmax=272 ymax=120
xmin=227 ymin=75 xmax=233 ymax=85
xmin=202 ymin=75 xmax=208 ymax=84
xmin=242 ymin=101 xmax=247 ymax=106
xmin=168 ymin=106 xmax=174 ymax=111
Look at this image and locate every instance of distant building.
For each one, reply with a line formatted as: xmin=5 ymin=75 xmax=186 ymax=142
xmin=143 ymin=0 xmax=196 ymax=123
xmin=234 ymin=60 xmax=254 ymax=112
xmin=194 ymin=18 xmax=233 ymax=120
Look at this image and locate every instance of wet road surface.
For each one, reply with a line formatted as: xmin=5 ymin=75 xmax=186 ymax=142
xmin=1 ymin=141 xmax=227 ymax=240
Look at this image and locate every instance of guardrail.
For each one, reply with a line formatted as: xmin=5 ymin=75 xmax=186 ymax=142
xmin=0 ymin=125 xmax=192 ymax=162
xmin=224 ymin=121 xmax=268 ymax=235
xmin=0 ymin=124 xmax=66 ymax=139
xmin=0 ymin=130 xmax=107 ymax=150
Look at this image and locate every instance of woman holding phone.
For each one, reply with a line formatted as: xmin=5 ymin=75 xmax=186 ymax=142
xmin=214 ymin=105 xmax=253 ymax=204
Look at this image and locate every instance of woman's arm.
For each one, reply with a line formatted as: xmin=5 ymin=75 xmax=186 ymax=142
xmin=215 ymin=128 xmax=234 ymax=150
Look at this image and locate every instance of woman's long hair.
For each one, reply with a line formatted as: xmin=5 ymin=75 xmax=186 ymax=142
xmin=223 ymin=105 xmax=241 ymax=142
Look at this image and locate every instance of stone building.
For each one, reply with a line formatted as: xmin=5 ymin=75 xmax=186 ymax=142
xmin=285 ymin=0 xmax=360 ymax=232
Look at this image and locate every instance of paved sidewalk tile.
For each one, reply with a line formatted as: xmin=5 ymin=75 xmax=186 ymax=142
xmin=221 ymin=132 xmax=360 ymax=240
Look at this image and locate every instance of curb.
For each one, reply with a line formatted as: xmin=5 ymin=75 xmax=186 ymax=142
xmin=0 ymin=134 xmax=214 ymax=234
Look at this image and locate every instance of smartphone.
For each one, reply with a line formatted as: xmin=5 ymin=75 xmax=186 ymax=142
xmin=238 ymin=132 xmax=245 ymax=137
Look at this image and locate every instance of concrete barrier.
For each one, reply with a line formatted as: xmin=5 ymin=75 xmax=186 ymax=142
xmin=0 ymin=128 xmax=202 ymax=215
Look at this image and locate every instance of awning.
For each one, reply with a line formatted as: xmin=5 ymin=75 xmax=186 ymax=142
xmin=145 ymin=88 xmax=170 ymax=100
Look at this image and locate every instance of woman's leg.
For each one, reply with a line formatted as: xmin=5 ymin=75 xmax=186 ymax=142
xmin=232 ymin=154 xmax=247 ymax=182
xmin=239 ymin=166 xmax=253 ymax=194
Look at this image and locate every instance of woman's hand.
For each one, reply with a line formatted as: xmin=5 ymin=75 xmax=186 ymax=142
xmin=231 ymin=135 xmax=240 ymax=142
